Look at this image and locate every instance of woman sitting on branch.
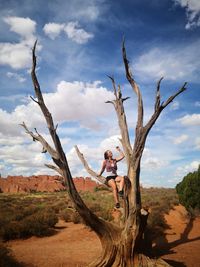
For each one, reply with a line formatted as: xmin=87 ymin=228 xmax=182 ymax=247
xmin=98 ymin=146 xmax=125 ymax=208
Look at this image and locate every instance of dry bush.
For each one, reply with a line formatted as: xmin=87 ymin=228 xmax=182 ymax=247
xmin=60 ymin=208 xmax=82 ymax=224
xmin=2 ymin=208 xmax=58 ymax=240
xmin=60 ymin=208 xmax=75 ymax=222
xmin=0 ymin=188 xmax=179 ymax=242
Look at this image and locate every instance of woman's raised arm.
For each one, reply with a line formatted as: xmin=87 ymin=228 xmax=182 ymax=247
xmin=115 ymin=146 xmax=125 ymax=162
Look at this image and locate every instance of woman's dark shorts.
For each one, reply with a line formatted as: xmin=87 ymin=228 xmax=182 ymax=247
xmin=106 ymin=175 xmax=117 ymax=182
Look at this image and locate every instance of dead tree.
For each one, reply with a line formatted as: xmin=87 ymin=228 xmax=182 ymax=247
xmin=22 ymin=40 xmax=186 ymax=266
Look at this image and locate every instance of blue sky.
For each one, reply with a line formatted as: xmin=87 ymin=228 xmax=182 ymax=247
xmin=0 ymin=0 xmax=199 ymax=187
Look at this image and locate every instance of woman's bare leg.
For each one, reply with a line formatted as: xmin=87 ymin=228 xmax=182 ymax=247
xmin=108 ymin=179 xmax=119 ymax=204
xmin=115 ymin=176 xmax=124 ymax=192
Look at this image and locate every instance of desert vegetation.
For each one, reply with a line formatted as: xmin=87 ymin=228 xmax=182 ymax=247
xmin=0 ymin=188 xmax=179 ymax=242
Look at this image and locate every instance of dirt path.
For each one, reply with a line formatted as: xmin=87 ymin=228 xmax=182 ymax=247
xmin=162 ymin=205 xmax=200 ymax=267
xmin=7 ymin=221 xmax=101 ymax=267
xmin=7 ymin=206 xmax=200 ymax=267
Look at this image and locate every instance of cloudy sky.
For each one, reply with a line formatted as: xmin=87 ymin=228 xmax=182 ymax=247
xmin=0 ymin=0 xmax=199 ymax=187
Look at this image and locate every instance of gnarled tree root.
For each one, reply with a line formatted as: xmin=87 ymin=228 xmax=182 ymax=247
xmin=88 ymin=253 xmax=172 ymax=267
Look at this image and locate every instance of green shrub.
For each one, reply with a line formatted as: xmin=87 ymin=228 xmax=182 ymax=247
xmin=176 ymin=165 xmax=200 ymax=211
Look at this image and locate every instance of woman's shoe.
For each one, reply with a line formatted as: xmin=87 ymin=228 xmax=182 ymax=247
xmin=115 ymin=203 xmax=120 ymax=209
xmin=118 ymin=190 xmax=124 ymax=198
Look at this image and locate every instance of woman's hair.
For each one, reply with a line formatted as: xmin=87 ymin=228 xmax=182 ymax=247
xmin=104 ymin=150 xmax=109 ymax=159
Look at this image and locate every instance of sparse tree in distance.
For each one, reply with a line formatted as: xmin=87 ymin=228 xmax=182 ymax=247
xmin=21 ymin=40 xmax=186 ymax=266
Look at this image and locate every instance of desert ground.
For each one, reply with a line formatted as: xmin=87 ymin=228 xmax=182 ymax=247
xmin=6 ymin=205 xmax=200 ymax=267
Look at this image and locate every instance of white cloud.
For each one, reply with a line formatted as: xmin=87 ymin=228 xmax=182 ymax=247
xmin=173 ymin=134 xmax=188 ymax=144
xmin=134 ymin=41 xmax=200 ymax=82
xmin=6 ymin=72 xmax=26 ymax=83
xmin=0 ymin=79 xmax=117 ymax=176
xmin=0 ymin=142 xmax=49 ymax=176
xmin=43 ymin=21 xmax=94 ymax=44
xmin=0 ymin=102 xmax=44 ymax=137
xmin=0 ymin=42 xmax=32 ymax=69
xmin=174 ymin=160 xmax=199 ymax=180
xmin=174 ymin=0 xmax=200 ymax=29
xmin=0 ymin=133 xmax=24 ymax=146
xmin=43 ymin=23 xmax=65 ymax=40
xmin=64 ymin=21 xmax=93 ymax=44
xmin=0 ymin=80 xmax=114 ymax=139
xmin=178 ymin=113 xmax=200 ymax=126
xmin=44 ymin=80 xmax=113 ymax=129
xmin=141 ymin=146 xmax=170 ymax=171
xmin=142 ymin=157 xmax=169 ymax=170
xmin=0 ymin=17 xmax=41 ymax=69
xmin=0 ymin=16 xmax=39 ymax=69
xmin=3 ymin=16 xmax=36 ymax=39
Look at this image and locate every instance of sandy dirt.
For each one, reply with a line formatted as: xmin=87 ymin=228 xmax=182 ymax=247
xmin=7 ymin=222 xmax=101 ymax=267
xmin=7 ymin=205 xmax=200 ymax=267
xmin=161 ymin=205 xmax=200 ymax=267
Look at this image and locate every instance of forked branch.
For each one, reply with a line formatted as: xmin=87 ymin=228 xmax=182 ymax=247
xmin=145 ymin=82 xmax=187 ymax=131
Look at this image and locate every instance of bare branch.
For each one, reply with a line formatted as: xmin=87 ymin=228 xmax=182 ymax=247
xmin=154 ymin=77 xmax=163 ymax=111
xmin=30 ymin=95 xmax=39 ymax=104
xmin=75 ymin=145 xmax=107 ymax=185
xmin=122 ymin=40 xmax=144 ymax=130
xmin=122 ymin=96 xmax=130 ymax=102
xmin=31 ymin=40 xmax=60 ymax=152
xmin=105 ymin=100 xmax=115 ymax=105
xmin=107 ymin=75 xmax=117 ymax=99
xmin=45 ymin=163 xmax=63 ymax=176
xmin=31 ymin=40 xmax=45 ymax=104
xmin=20 ymin=122 xmax=59 ymax=159
xmin=162 ymin=82 xmax=187 ymax=108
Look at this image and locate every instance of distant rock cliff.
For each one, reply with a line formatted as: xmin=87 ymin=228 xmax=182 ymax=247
xmin=0 ymin=175 xmax=98 ymax=193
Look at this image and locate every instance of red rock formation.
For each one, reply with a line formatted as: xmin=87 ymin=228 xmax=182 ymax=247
xmin=0 ymin=175 xmax=98 ymax=193
xmin=73 ymin=177 xmax=98 ymax=192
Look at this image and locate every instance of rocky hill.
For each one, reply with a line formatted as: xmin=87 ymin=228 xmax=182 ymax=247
xmin=0 ymin=175 xmax=99 ymax=193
